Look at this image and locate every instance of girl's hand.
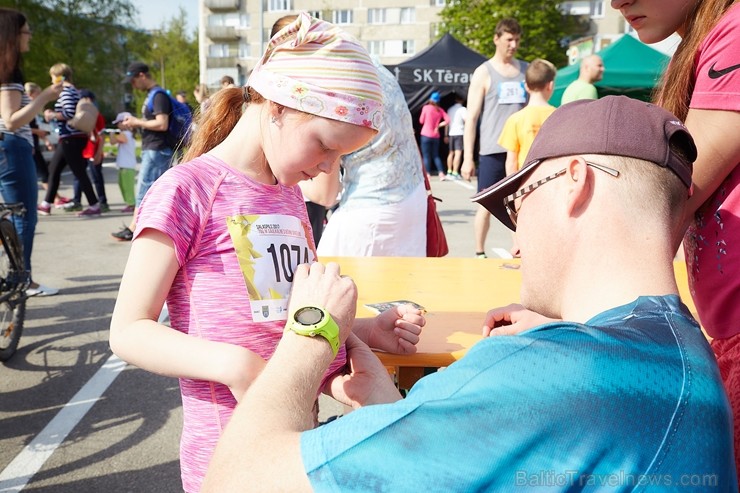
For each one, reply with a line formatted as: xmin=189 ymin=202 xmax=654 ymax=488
xmin=42 ymin=83 xmax=63 ymax=103
xmin=367 ymin=304 xmax=424 ymax=354
xmin=225 ymin=346 xmax=267 ymax=402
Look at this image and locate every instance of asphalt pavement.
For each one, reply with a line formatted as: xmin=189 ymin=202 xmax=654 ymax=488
xmin=0 ymin=162 xmax=514 ymax=492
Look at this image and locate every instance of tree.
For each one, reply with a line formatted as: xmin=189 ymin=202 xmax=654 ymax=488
xmin=1 ymin=0 xmax=140 ymax=119
xmin=135 ymin=8 xmax=199 ymax=113
xmin=1 ymin=1 xmax=198 ymax=120
xmin=438 ymin=0 xmax=581 ymax=67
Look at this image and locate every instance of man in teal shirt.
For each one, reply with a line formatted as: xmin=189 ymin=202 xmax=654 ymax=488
xmin=203 ymin=97 xmax=736 ymax=492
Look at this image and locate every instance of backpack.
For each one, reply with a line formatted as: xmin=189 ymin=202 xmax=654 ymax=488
xmin=145 ymin=87 xmax=193 ymax=149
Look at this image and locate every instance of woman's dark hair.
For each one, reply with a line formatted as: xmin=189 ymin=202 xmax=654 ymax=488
xmin=0 ymin=8 xmax=26 ymax=84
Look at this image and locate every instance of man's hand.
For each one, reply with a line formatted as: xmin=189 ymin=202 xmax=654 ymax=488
xmin=327 ymin=333 xmax=402 ymax=408
xmin=367 ymin=304 xmax=424 ymax=354
xmin=121 ymin=115 xmax=140 ymax=131
xmin=289 ymin=262 xmax=357 ymax=344
xmin=482 ymin=304 xmax=557 ymax=337
xmin=461 ymin=158 xmax=476 ymax=181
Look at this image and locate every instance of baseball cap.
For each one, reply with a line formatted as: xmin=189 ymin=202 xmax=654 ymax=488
xmin=430 ymin=91 xmax=441 ymax=103
xmin=123 ymin=62 xmax=149 ymax=84
xmin=112 ymin=112 xmax=132 ymax=124
xmin=471 ymin=96 xmax=697 ymax=231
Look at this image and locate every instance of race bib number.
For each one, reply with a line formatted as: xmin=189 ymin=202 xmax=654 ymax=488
xmin=227 ymin=213 xmax=315 ymax=323
xmin=497 ymin=81 xmax=526 ymax=105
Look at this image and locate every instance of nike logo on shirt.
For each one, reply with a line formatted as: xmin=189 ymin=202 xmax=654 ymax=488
xmin=708 ymin=62 xmax=740 ymax=79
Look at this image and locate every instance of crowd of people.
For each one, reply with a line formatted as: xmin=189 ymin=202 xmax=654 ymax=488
xmin=2 ymin=2 xmax=739 ymax=491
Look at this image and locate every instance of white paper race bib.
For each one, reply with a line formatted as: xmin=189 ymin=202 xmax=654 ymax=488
xmin=227 ymin=213 xmax=315 ymax=323
xmin=497 ymin=81 xmax=527 ymax=105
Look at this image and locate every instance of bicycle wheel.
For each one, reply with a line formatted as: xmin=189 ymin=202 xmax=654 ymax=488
xmin=0 ymin=295 xmax=25 ymax=361
xmin=0 ymin=218 xmax=25 ymax=274
xmin=0 ymin=218 xmax=27 ymax=361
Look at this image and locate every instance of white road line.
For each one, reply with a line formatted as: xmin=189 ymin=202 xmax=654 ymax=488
xmin=0 ymin=355 xmax=127 ymax=492
xmin=491 ymin=248 xmax=513 ymax=259
xmin=452 ymin=180 xmax=476 ymax=191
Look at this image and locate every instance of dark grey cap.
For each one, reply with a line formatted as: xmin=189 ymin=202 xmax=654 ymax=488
xmin=471 ymin=96 xmax=697 ymax=231
xmin=123 ymin=61 xmax=149 ymax=84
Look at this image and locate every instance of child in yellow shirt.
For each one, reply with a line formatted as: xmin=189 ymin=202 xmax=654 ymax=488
xmin=498 ymin=59 xmax=557 ymax=257
xmin=498 ymin=59 xmax=557 ymax=176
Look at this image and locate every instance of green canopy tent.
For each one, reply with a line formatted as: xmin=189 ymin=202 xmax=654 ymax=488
xmin=550 ymin=34 xmax=671 ymax=106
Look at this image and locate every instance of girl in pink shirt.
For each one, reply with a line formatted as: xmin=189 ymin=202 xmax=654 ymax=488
xmin=109 ymin=14 xmax=424 ymax=492
xmin=612 ymin=0 xmax=740 ymax=476
xmin=419 ymin=91 xmax=450 ymax=179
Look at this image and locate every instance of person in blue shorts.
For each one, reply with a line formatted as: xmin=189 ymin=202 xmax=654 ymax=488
xmin=202 ymin=96 xmax=736 ymax=492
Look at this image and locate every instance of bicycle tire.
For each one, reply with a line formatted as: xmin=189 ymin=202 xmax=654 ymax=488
xmin=0 ymin=297 xmax=26 ymax=361
xmin=0 ymin=218 xmax=27 ymax=361
xmin=0 ymin=218 xmax=25 ymax=274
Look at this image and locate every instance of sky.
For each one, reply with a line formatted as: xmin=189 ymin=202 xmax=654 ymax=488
xmin=129 ymin=0 xmax=199 ymax=33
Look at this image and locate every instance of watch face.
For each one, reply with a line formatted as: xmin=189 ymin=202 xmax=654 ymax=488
xmin=295 ymin=306 xmax=324 ymax=325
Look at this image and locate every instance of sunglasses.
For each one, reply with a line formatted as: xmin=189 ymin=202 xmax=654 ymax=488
xmin=504 ymin=161 xmax=620 ymax=228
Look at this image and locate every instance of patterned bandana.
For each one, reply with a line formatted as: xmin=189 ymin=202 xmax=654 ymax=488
xmin=247 ymin=12 xmax=383 ymax=130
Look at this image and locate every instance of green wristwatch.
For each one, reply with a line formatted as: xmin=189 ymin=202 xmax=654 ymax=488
xmin=287 ymin=306 xmax=340 ymax=356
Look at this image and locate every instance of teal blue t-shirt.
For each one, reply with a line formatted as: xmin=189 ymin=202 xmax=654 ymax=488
xmin=301 ymin=296 xmax=736 ymax=492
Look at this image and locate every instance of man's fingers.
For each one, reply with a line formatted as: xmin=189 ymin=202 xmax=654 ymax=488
xmin=488 ymin=323 xmax=525 ymax=337
xmin=294 ymin=263 xmax=311 ymax=281
xmin=307 ymin=261 xmax=326 ymax=275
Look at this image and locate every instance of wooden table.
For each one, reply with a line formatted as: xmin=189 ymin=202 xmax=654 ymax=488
xmin=320 ymin=256 xmax=697 ymax=389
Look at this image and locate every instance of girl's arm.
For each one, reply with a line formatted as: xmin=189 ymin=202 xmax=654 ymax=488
xmin=0 ymin=85 xmax=61 ymax=132
xmin=678 ymin=109 xmax=740 ymax=243
xmin=109 ymin=228 xmax=265 ymax=398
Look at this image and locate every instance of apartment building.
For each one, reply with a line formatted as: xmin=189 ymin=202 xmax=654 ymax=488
xmin=198 ymin=0 xmax=676 ymax=90
xmin=199 ymin=0 xmax=445 ymax=90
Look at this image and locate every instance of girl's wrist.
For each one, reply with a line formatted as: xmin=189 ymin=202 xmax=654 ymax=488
xmin=217 ymin=343 xmax=265 ymax=391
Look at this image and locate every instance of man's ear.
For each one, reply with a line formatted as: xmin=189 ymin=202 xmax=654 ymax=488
xmin=564 ymin=156 xmax=591 ymax=219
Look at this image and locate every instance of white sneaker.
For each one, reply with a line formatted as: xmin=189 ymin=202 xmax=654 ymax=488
xmin=27 ymin=284 xmax=60 ymax=297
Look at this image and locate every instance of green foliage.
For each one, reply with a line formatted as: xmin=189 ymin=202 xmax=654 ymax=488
xmin=132 ymin=8 xmax=199 ymax=116
xmin=1 ymin=0 xmax=198 ymax=123
xmin=1 ymin=0 xmax=138 ymax=119
xmin=438 ymin=0 xmax=580 ymax=67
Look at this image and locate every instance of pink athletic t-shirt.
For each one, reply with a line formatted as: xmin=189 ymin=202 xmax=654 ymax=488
xmin=683 ymin=3 xmax=740 ymax=340
xmin=419 ymin=103 xmax=449 ymax=138
xmin=134 ymin=154 xmax=347 ymax=492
